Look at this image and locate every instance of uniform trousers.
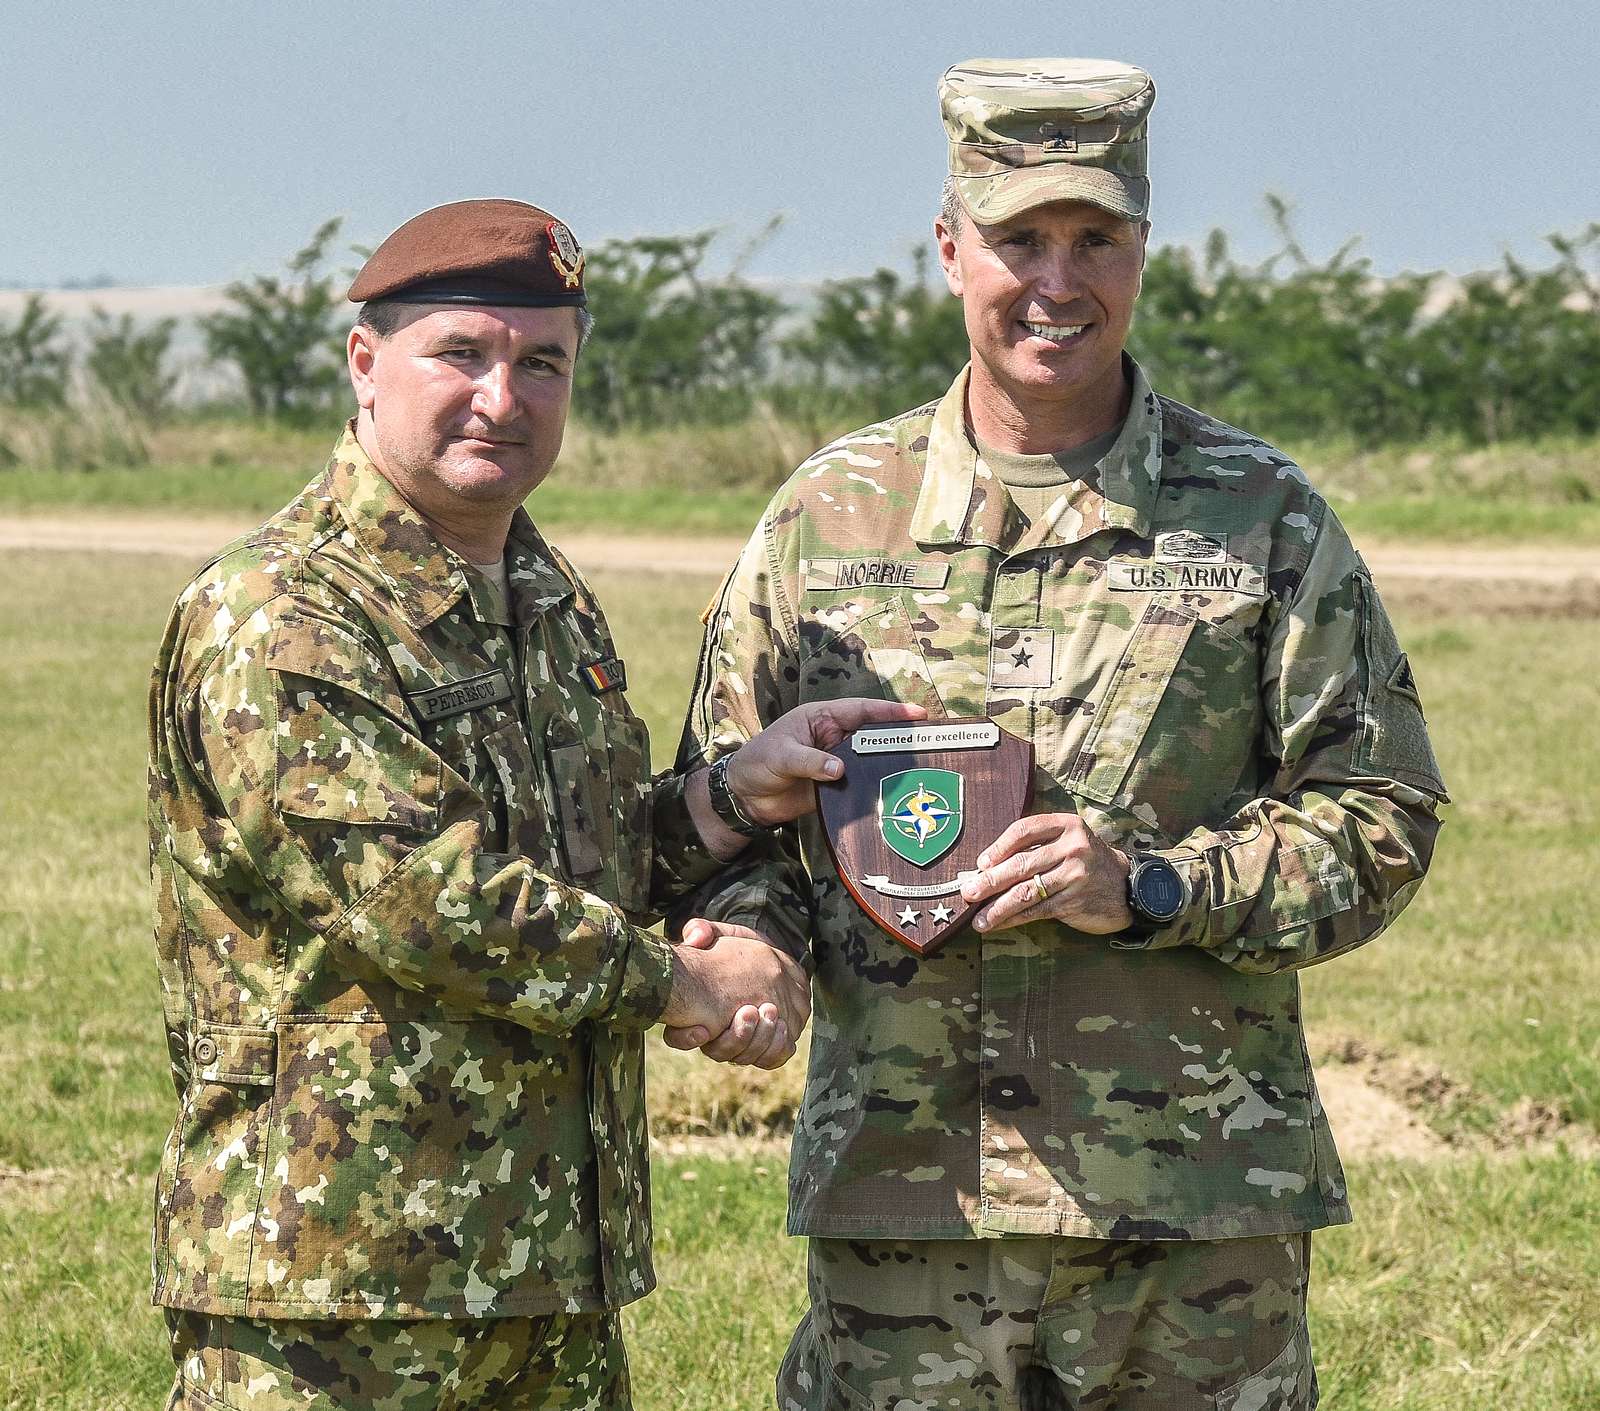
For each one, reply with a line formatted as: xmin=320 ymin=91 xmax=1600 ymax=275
xmin=164 ymin=1308 xmax=629 ymax=1411
xmin=777 ymin=1232 xmax=1317 ymax=1411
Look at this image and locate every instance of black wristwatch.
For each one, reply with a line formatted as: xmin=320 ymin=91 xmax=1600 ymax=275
xmin=705 ymin=753 xmax=772 ymax=837
xmin=1125 ymin=853 xmax=1187 ymax=934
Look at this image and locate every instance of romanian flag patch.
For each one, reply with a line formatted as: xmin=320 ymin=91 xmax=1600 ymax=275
xmin=582 ymin=657 xmax=627 ymax=694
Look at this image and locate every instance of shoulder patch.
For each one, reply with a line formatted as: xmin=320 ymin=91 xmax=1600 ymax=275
xmin=1388 ymin=654 xmax=1422 ymax=706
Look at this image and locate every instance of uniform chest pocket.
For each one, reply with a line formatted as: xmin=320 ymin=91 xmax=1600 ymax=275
xmin=799 ymin=594 xmax=945 ymax=715
xmin=475 ymin=721 xmax=551 ymax=860
xmin=601 ymin=710 xmax=652 ymax=916
xmin=547 ymin=733 xmax=606 ymax=880
xmin=545 ymin=708 xmax=653 ymax=916
xmin=1067 ymin=598 xmax=1261 ymax=812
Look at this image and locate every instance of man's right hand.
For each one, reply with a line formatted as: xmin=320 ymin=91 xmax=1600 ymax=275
xmin=660 ymin=920 xmax=810 ymax=1070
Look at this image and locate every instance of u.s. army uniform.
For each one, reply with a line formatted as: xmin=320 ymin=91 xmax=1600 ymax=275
xmin=149 ymin=427 xmax=716 ymax=1406
xmin=678 ymin=360 xmax=1447 ymax=1407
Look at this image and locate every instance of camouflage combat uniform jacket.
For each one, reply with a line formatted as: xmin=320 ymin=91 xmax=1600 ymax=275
xmin=148 ymin=426 xmax=717 ymax=1319
xmin=678 ymin=361 xmax=1447 ymax=1242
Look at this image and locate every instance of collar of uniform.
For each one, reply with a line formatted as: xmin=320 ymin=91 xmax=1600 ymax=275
xmin=461 ymin=560 xmax=513 ymax=627
xmin=325 ymin=423 xmax=473 ymax=630
xmin=908 ymin=358 xmax=1163 ymax=551
xmin=504 ymin=510 xmax=577 ymax=625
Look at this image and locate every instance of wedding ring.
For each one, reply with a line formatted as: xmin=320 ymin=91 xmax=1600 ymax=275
xmin=1033 ymin=874 xmax=1052 ymax=904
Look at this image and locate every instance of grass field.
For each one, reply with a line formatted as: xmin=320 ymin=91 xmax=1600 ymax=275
xmin=2 ymin=411 xmax=1599 ymax=543
xmin=1 ymin=543 xmax=1596 ymax=1408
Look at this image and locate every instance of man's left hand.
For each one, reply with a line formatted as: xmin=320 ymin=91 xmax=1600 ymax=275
xmin=959 ymin=814 xmax=1134 ymax=934
xmin=728 ymin=698 xmax=927 ymax=827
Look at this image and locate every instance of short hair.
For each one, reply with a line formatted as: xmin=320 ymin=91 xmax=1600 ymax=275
xmin=356 ymin=301 xmax=594 ymax=354
xmin=356 ymin=299 xmax=409 ymax=339
xmin=941 ymin=177 xmax=965 ymax=236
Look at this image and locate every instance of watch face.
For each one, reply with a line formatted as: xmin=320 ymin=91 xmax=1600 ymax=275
xmin=1133 ymin=858 xmax=1185 ymax=922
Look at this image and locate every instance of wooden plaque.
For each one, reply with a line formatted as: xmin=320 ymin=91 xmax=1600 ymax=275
xmin=816 ymin=717 xmax=1034 ymax=956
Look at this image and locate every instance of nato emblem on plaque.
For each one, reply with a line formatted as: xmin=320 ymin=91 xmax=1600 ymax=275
xmin=817 ymin=718 xmax=1033 ymax=956
xmin=881 ymin=770 xmax=963 ymax=865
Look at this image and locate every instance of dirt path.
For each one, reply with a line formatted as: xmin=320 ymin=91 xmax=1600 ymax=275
xmin=0 ymin=512 xmax=744 ymax=578
xmin=4 ymin=509 xmax=1600 ymax=587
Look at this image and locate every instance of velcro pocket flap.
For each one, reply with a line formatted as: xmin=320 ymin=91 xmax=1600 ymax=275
xmin=1354 ymin=578 xmax=1448 ymax=799
xmin=265 ymin=616 xmax=410 ymax=727
xmin=805 ymin=596 xmax=946 ymax=717
xmin=1070 ymin=600 xmax=1197 ymax=805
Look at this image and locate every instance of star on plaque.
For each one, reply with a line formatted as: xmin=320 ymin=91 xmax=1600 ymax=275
xmin=929 ymin=903 xmax=954 ymax=924
xmin=896 ymin=906 xmax=921 ymax=928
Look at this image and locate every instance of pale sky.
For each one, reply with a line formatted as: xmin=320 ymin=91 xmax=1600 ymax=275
xmin=3 ymin=0 xmax=1594 ymax=289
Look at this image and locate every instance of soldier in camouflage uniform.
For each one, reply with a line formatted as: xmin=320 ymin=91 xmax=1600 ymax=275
xmin=148 ymin=198 xmax=912 ymax=1409
xmin=673 ymin=62 xmax=1448 ymax=1409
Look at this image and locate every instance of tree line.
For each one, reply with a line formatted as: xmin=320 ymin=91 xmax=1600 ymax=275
xmin=3 ymin=207 xmax=1598 ymax=449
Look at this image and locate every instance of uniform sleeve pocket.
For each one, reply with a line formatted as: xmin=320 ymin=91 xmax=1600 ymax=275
xmin=272 ymin=670 xmax=442 ymax=831
xmin=1237 ymin=836 xmax=1355 ymax=941
xmin=603 ymin=712 xmax=653 ymax=914
xmin=1069 ymin=600 xmax=1197 ymax=806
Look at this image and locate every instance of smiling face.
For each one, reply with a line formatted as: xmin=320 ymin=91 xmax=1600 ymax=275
xmin=936 ymin=199 xmax=1149 ymax=445
xmin=346 ymin=304 xmax=581 ymax=522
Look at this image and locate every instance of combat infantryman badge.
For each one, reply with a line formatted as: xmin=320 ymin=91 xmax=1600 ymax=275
xmin=817 ymin=718 xmax=1033 ymax=956
xmin=547 ymin=220 xmax=584 ymax=289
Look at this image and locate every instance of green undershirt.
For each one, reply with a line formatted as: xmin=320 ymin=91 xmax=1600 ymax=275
xmin=975 ymin=422 xmax=1124 ymax=527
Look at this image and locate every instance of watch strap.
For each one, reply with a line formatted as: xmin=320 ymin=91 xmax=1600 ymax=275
xmin=705 ymin=753 xmax=769 ymax=837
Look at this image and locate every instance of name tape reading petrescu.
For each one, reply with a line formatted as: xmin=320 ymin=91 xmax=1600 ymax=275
xmin=852 ymin=722 xmax=1000 ymax=754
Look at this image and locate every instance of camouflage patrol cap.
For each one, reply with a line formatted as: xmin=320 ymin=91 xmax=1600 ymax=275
xmin=940 ymin=59 xmax=1155 ymax=224
xmin=348 ymin=198 xmax=587 ymax=307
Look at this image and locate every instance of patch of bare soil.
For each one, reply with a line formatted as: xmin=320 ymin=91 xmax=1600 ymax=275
xmin=1314 ymin=1066 xmax=1447 ymax=1160
xmin=0 ymin=513 xmax=741 ymax=578
xmin=1314 ymin=1034 xmax=1599 ymax=1157
xmin=1380 ymin=576 xmax=1600 ymax=620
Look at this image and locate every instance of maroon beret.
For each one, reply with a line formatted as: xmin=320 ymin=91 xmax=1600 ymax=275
xmin=347 ymin=198 xmax=586 ymax=307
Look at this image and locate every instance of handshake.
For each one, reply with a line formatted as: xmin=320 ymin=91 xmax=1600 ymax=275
xmin=660 ymin=918 xmax=810 ymax=1070
xmin=658 ymin=694 xmax=927 ymax=1070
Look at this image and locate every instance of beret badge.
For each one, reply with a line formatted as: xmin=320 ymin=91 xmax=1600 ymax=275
xmin=547 ymin=220 xmax=585 ymax=290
